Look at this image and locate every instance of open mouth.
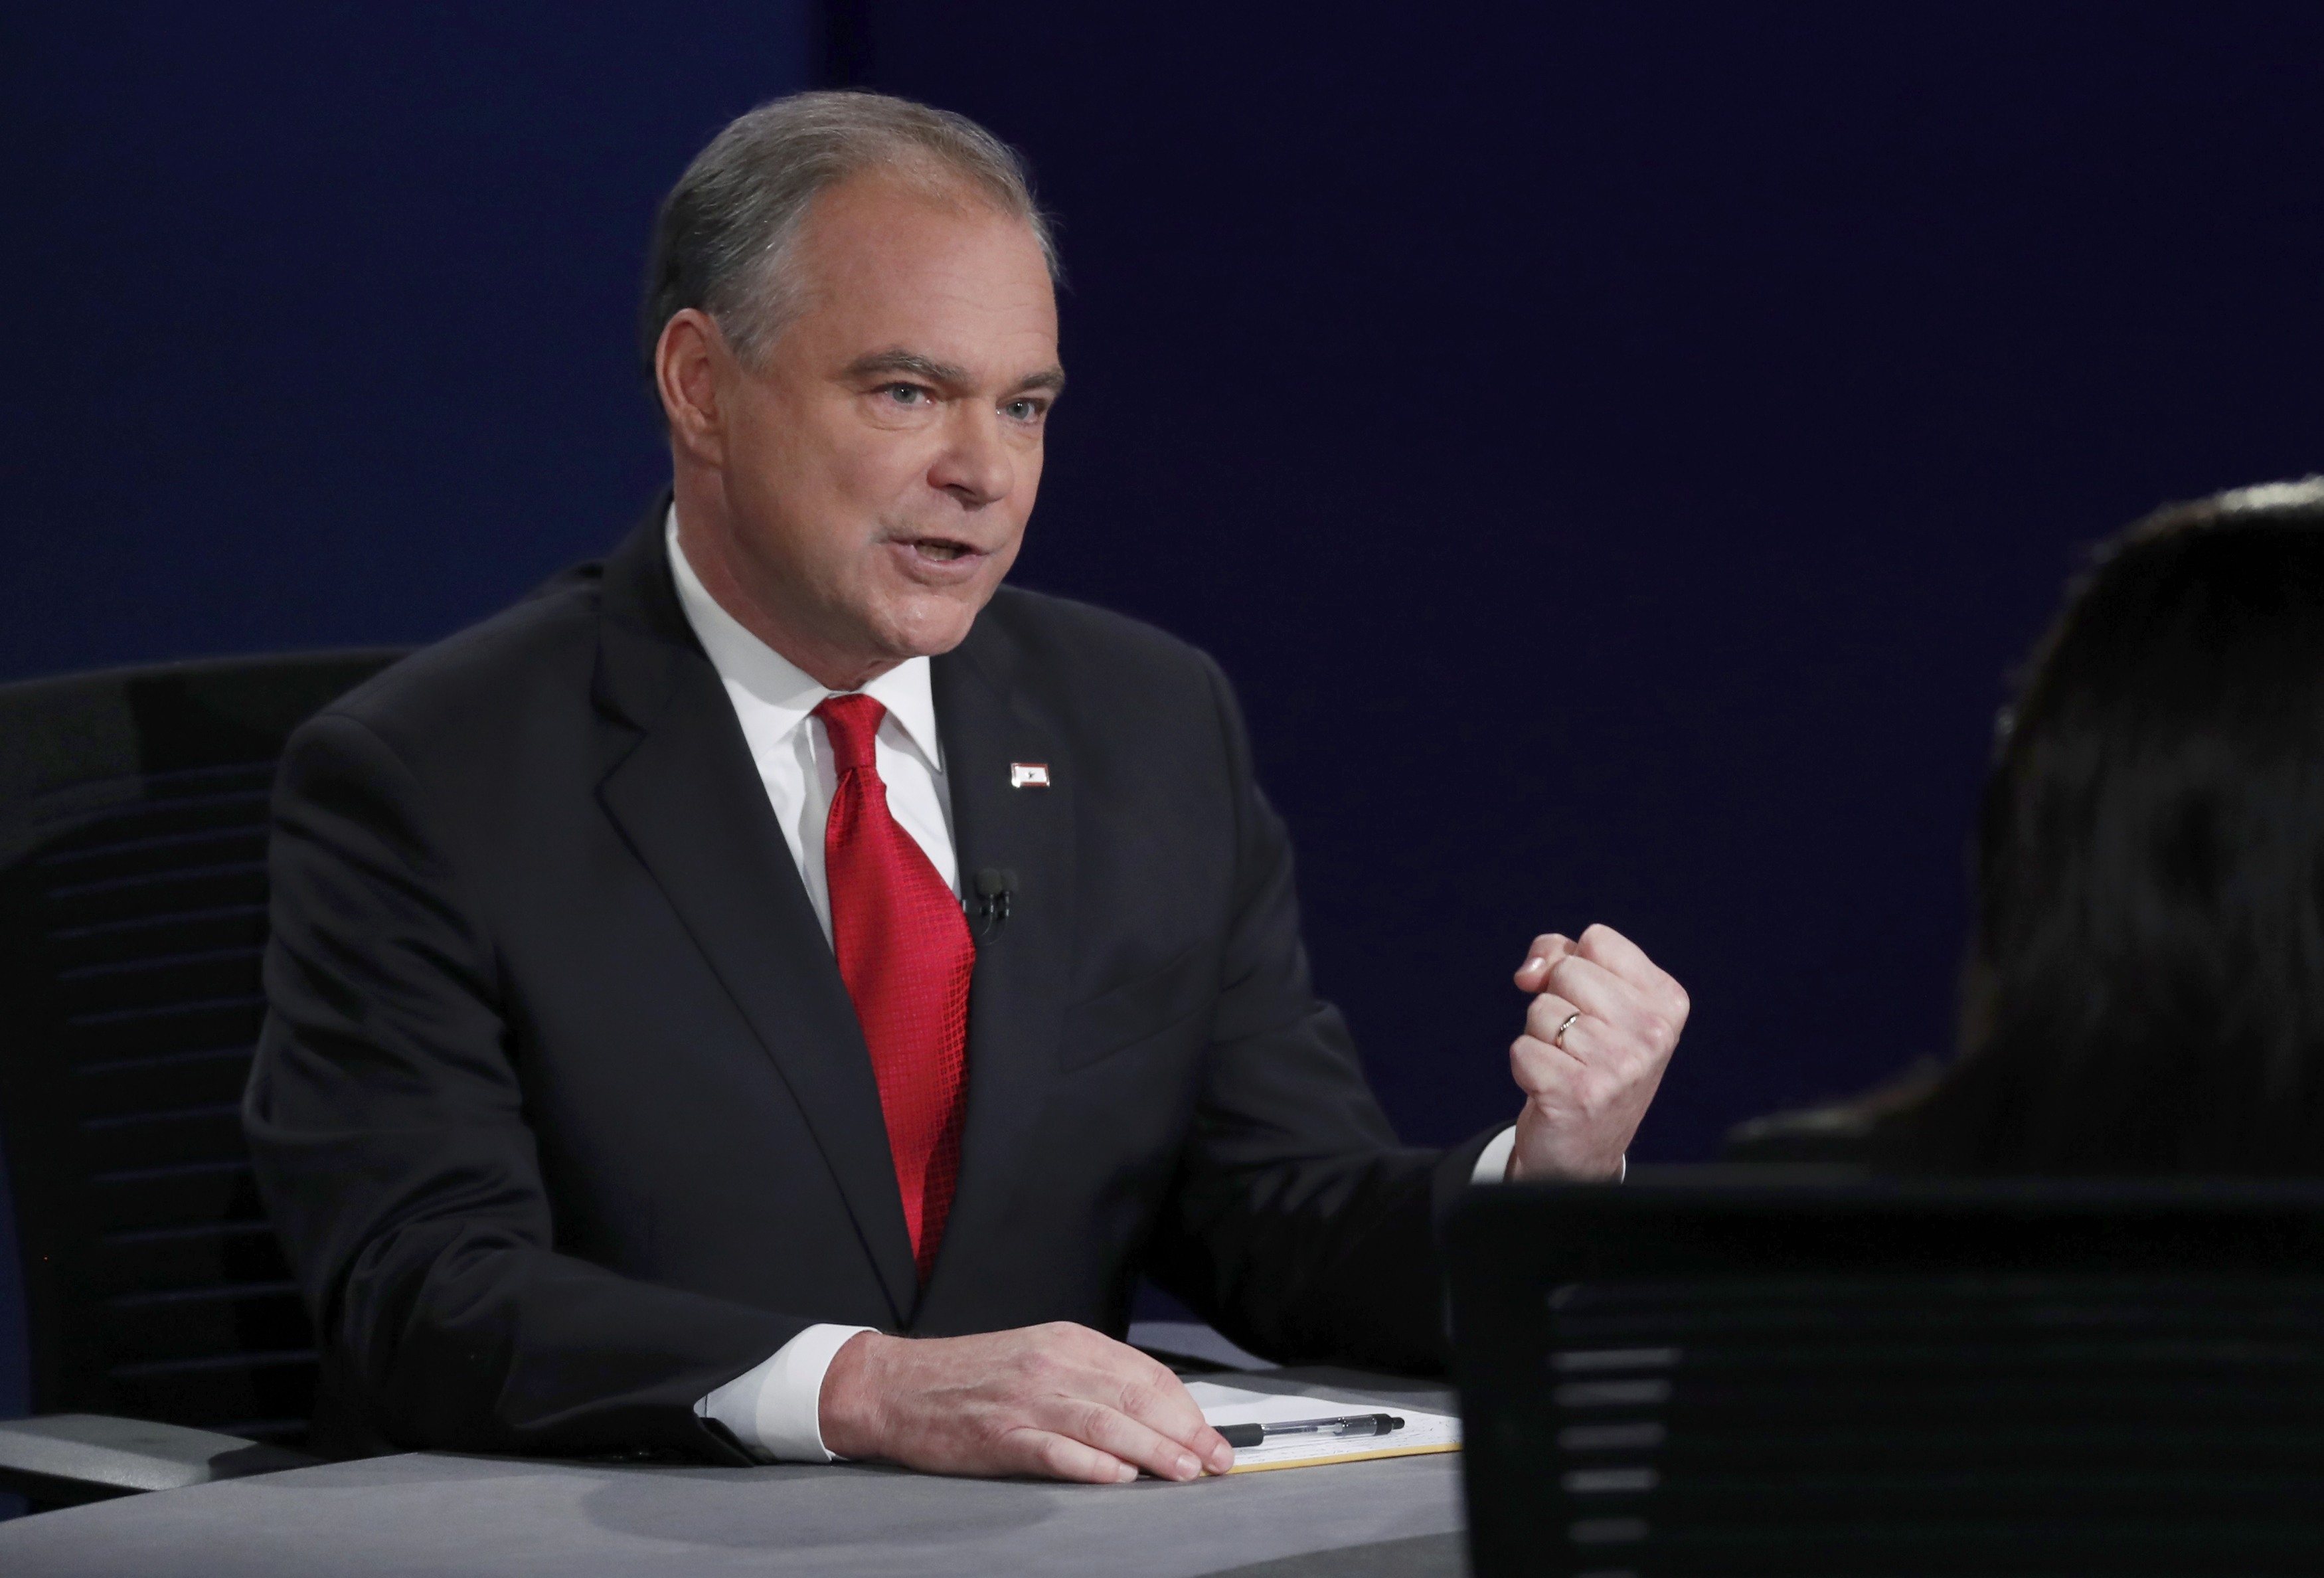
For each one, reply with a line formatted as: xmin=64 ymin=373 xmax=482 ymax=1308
xmin=900 ymin=535 xmax=983 ymax=565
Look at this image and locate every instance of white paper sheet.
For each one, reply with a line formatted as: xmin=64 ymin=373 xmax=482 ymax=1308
xmin=1185 ymin=1381 xmax=1463 ymax=1472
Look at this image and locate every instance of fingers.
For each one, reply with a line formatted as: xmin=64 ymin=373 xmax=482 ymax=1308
xmin=1541 ymin=952 xmax=1638 ymax=1028
xmin=1504 ymin=923 xmax=1691 ymax=1183
xmin=1519 ymin=926 xmax=1689 ymax=1024
xmin=1521 ymin=992 xmax=1588 ymax=1063
xmin=1010 ymin=1427 xmax=1139 ymax=1484
xmin=995 ymin=1326 xmax=1226 ymax=1482
xmin=1027 ymin=1384 xmax=1212 ymax=1482
xmin=1537 ymin=928 xmax=1689 ymax=1052
xmin=1570 ymin=921 xmax=1654 ymax=980
xmin=1106 ymin=1354 xmax=1234 ymax=1476
xmin=1065 ymin=1337 xmax=1231 ymax=1479
xmin=1511 ymin=993 xmax=1613 ymax=1108
xmin=1573 ymin=923 xmax=1690 ymax=1023
xmin=1513 ymin=933 xmax=1575 ymax=993
xmin=1510 ymin=1030 xmax=1582 ymax=1102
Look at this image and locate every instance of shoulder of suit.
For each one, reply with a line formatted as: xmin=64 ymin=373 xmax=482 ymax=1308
xmin=312 ymin=574 xmax=1233 ymax=755
xmin=304 ymin=560 xmax=606 ymax=750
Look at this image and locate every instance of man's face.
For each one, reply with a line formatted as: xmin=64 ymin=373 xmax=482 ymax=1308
xmin=676 ymin=173 xmax=1060 ymax=677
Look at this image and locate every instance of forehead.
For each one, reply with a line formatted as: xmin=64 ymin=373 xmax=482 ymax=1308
xmin=782 ymin=172 xmax=1057 ymax=371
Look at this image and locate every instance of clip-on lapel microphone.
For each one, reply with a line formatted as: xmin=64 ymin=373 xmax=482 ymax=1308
xmin=972 ymin=867 xmax=1017 ymax=940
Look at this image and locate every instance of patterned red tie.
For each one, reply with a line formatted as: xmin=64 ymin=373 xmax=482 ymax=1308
xmin=813 ymin=693 xmax=973 ymax=1282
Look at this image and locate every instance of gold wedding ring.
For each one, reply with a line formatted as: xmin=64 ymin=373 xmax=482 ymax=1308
xmin=1552 ymin=1011 xmax=1581 ymax=1049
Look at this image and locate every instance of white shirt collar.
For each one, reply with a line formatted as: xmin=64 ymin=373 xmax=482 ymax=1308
xmin=663 ymin=505 xmax=944 ymax=772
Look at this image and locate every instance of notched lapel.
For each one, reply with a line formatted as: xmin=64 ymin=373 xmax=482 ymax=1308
xmin=924 ymin=634 xmax=1076 ymax=1310
xmin=592 ymin=531 xmax=919 ymax=1324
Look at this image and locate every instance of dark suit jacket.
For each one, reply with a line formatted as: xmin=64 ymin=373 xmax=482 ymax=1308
xmin=245 ymin=505 xmax=1495 ymax=1461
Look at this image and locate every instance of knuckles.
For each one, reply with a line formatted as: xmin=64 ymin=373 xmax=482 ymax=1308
xmin=1576 ymin=922 xmax=1629 ymax=963
xmin=1115 ymin=1376 xmax=1161 ymax=1421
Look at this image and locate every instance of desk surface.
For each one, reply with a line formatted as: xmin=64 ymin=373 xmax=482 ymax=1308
xmin=0 ymin=1370 xmax=1467 ymax=1578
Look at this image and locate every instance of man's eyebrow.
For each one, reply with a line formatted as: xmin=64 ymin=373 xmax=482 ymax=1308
xmin=843 ymin=349 xmax=971 ymax=385
xmin=841 ymin=349 xmax=1066 ymax=397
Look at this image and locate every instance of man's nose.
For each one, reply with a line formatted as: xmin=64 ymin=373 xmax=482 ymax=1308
xmin=928 ymin=406 xmax=1014 ymax=508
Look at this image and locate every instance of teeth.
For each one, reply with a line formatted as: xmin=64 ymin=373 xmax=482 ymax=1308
xmin=919 ymin=542 xmax=965 ymax=561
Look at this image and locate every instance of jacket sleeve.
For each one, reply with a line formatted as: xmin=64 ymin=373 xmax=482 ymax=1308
xmin=1144 ymin=656 xmax=1502 ymax=1375
xmin=244 ymin=710 xmax=804 ymax=1460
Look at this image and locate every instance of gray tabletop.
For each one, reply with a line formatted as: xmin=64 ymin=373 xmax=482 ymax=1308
xmin=0 ymin=1370 xmax=1468 ymax=1577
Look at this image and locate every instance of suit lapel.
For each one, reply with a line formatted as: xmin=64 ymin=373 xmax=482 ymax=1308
xmin=924 ymin=626 xmax=1076 ymax=1306
xmin=590 ymin=509 xmax=919 ymax=1323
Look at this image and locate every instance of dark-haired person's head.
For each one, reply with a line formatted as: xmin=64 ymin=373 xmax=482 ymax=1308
xmin=1892 ymin=478 xmax=2324 ymax=1174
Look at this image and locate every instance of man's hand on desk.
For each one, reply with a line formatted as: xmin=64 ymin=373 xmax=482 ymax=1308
xmin=819 ymin=1322 xmax=1235 ymax=1483
xmin=1507 ymin=924 xmax=1689 ymax=1181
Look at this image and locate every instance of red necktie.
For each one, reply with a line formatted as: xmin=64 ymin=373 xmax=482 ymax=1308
xmin=814 ymin=694 xmax=973 ymax=1282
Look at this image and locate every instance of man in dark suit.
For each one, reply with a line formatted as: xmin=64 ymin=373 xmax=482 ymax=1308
xmin=246 ymin=92 xmax=1689 ymax=1484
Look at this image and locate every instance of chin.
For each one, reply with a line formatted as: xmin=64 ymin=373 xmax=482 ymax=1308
xmin=874 ymin=599 xmax=984 ymax=659
xmin=874 ymin=583 xmax=999 ymax=655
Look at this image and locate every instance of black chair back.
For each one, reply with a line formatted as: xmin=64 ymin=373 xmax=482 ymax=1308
xmin=1450 ymin=1178 xmax=2324 ymax=1575
xmin=0 ymin=652 xmax=404 ymax=1446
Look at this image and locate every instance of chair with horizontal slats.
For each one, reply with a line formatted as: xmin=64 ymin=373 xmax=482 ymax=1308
xmin=1450 ymin=1178 xmax=2324 ymax=1575
xmin=0 ymin=650 xmax=405 ymax=1507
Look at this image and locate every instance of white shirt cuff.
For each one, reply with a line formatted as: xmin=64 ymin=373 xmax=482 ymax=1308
xmin=1471 ymin=1126 xmax=1519 ymax=1184
xmin=695 ymin=1322 xmax=874 ymax=1462
xmin=1469 ymin=1126 xmax=1626 ymax=1184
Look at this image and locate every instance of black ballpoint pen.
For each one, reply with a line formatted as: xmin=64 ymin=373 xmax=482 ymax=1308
xmin=1216 ymin=1413 xmax=1406 ymax=1449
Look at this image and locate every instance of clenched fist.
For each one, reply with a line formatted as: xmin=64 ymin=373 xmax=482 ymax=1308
xmin=1505 ymin=923 xmax=1689 ymax=1180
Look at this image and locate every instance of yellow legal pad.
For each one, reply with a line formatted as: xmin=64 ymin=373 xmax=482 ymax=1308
xmin=1186 ymin=1381 xmax=1463 ymax=1474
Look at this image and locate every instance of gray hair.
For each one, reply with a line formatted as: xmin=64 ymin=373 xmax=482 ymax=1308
xmin=2215 ymin=476 xmax=2324 ymax=515
xmin=639 ymin=91 xmax=1057 ymax=377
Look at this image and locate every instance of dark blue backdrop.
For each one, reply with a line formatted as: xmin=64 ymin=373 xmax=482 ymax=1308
xmin=3 ymin=3 xmax=2321 ymax=1423
xmin=848 ymin=3 xmax=2324 ymax=1156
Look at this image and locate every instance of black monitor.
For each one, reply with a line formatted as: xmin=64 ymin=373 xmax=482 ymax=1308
xmin=1446 ymin=1176 xmax=2324 ymax=1575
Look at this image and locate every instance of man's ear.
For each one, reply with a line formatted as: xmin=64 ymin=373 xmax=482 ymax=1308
xmin=656 ymin=309 xmax=729 ymax=466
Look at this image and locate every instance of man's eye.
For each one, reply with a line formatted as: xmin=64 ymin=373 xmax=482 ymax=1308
xmin=1003 ymin=398 xmax=1045 ymax=422
xmin=883 ymin=384 xmax=929 ymax=406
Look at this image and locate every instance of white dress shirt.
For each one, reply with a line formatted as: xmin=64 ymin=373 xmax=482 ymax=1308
xmin=667 ymin=507 xmax=1525 ymax=1462
xmin=663 ymin=511 xmax=957 ymax=943
xmin=669 ymin=509 xmax=938 ymax=1462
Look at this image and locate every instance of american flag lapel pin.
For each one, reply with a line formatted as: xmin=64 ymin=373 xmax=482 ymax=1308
xmin=1009 ymin=762 xmax=1051 ymax=789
